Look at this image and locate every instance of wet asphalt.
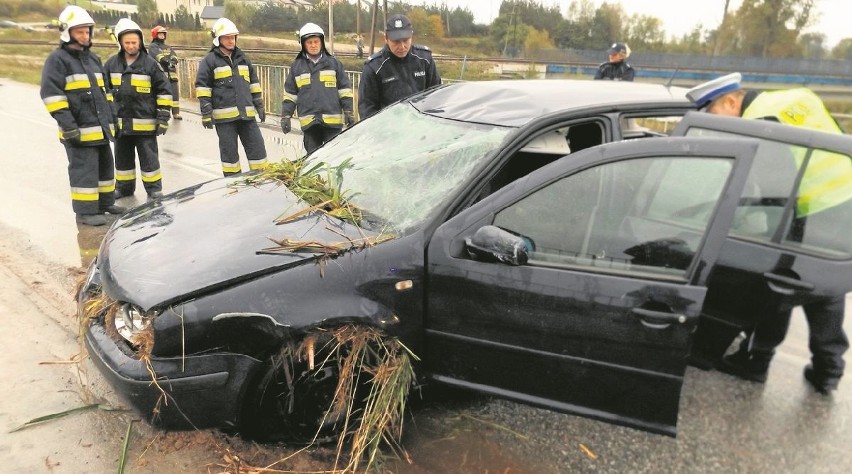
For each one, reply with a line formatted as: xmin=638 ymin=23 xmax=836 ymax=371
xmin=3 ymin=78 xmax=851 ymax=472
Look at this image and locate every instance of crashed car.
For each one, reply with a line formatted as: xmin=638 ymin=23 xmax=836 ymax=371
xmin=79 ymin=79 xmax=852 ymax=439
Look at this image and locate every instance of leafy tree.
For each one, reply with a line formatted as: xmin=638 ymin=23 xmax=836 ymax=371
xmin=623 ymin=14 xmax=665 ymax=52
xmin=136 ymin=0 xmax=158 ymax=28
xmin=224 ymin=0 xmax=257 ymax=30
xmin=830 ymin=38 xmax=852 ymax=60
xmin=719 ymin=0 xmax=816 ymax=58
xmin=175 ymin=5 xmax=195 ymax=30
xmin=524 ymin=26 xmax=555 ymax=58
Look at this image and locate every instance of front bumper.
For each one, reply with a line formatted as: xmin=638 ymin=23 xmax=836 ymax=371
xmin=85 ymin=322 xmax=262 ymax=429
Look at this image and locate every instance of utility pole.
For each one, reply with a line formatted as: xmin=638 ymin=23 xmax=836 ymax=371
xmin=712 ymin=0 xmax=731 ymax=57
xmin=369 ymin=0 xmax=379 ymax=55
xmin=356 ymin=0 xmax=361 ymax=38
xmin=327 ymin=0 xmax=335 ymax=54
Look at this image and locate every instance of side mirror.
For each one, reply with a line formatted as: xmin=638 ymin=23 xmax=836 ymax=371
xmin=465 ymin=225 xmax=532 ymax=266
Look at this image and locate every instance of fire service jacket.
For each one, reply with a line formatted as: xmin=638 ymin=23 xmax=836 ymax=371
xmin=195 ymin=46 xmax=263 ymax=125
xmin=104 ymin=51 xmax=172 ymax=136
xmin=281 ymin=52 xmax=354 ymax=130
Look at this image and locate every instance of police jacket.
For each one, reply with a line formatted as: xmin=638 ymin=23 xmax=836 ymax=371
xmin=594 ymin=61 xmax=635 ymax=81
xmin=40 ymin=43 xmax=115 ymax=146
xmin=195 ymin=46 xmax=263 ymax=124
xmin=104 ymin=50 xmax=172 ymax=136
xmin=358 ymin=44 xmax=441 ymax=119
xmin=148 ymin=39 xmax=178 ymax=81
xmin=281 ymin=52 xmax=354 ymax=130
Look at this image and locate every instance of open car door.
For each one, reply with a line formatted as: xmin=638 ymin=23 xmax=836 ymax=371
xmin=424 ymin=137 xmax=759 ymax=436
xmin=671 ymin=112 xmax=852 ymax=364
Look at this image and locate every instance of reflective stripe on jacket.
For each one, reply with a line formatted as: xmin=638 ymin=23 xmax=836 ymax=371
xmin=148 ymin=39 xmax=178 ymax=80
xmin=40 ymin=44 xmax=116 ymax=146
xmin=281 ymin=52 xmax=353 ymax=130
xmin=195 ymin=47 xmax=262 ymax=125
xmin=104 ymin=52 xmax=172 ymax=136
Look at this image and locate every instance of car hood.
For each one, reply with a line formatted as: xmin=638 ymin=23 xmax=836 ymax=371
xmin=98 ymin=177 xmax=377 ymax=311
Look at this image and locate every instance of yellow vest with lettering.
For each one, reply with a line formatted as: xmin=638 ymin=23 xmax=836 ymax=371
xmin=743 ymin=89 xmax=851 ymax=216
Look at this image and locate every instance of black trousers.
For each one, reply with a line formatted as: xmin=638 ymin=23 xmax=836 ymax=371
xmin=745 ymin=295 xmax=848 ymax=380
xmin=64 ymin=143 xmax=116 ymax=215
xmin=115 ymin=135 xmax=162 ymax=195
xmin=214 ymin=120 xmax=267 ymax=176
xmin=170 ymin=80 xmax=180 ymax=114
xmin=303 ymin=125 xmax=342 ymax=155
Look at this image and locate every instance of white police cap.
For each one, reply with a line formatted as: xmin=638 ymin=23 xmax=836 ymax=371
xmin=686 ymin=73 xmax=742 ymax=108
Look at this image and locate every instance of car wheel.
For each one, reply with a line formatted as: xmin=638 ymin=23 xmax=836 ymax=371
xmin=240 ymin=341 xmax=346 ymax=444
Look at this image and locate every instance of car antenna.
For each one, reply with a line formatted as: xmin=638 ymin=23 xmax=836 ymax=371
xmin=665 ymin=67 xmax=680 ymax=88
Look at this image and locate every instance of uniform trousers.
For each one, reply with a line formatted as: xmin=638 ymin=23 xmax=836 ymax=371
xmin=64 ymin=143 xmax=116 ymax=215
xmin=214 ymin=120 xmax=267 ymax=176
xmin=303 ymin=125 xmax=342 ymax=155
xmin=115 ymin=135 xmax=162 ymax=196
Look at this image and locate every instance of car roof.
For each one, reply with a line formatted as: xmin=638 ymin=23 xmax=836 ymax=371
xmin=410 ymin=79 xmax=694 ymax=127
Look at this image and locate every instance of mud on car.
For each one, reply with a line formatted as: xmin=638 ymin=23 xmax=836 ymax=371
xmin=77 ymin=80 xmax=852 ymax=441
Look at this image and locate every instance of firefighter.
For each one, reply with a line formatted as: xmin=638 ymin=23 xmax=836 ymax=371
xmin=40 ymin=5 xmax=125 ymax=226
xmin=195 ymin=18 xmax=267 ymax=176
xmin=358 ymin=14 xmax=441 ymax=119
xmin=280 ymin=23 xmax=355 ymax=155
xmin=148 ymin=25 xmax=182 ymax=120
xmin=104 ymin=18 xmax=172 ymax=201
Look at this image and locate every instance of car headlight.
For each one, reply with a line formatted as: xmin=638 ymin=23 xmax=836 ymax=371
xmin=115 ymin=303 xmax=154 ymax=342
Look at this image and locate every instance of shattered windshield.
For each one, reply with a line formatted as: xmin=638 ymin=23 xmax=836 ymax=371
xmin=309 ymin=103 xmax=512 ymax=233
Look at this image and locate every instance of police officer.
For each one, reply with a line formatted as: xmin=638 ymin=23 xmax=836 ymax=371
xmin=687 ymin=73 xmax=850 ymax=394
xmin=40 ymin=5 xmax=124 ymax=226
xmin=104 ymin=18 xmax=172 ymax=201
xmin=195 ymin=18 xmax=268 ymax=176
xmin=594 ymin=42 xmax=635 ymax=81
xmin=148 ymin=25 xmax=182 ymax=120
xmin=281 ymin=23 xmax=355 ymax=155
xmin=358 ymin=13 xmax=441 ymax=119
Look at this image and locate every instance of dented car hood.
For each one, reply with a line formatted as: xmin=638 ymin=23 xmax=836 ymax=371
xmin=98 ymin=177 xmax=373 ymax=311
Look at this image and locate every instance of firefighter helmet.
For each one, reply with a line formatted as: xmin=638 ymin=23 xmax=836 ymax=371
xmin=115 ymin=18 xmax=143 ymax=44
xmin=298 ymin=23 xmax=325 ymax=42
xmin=211 ymin=18 xmax=239 ymax=47
xmin=151 ymin=25 xmax=168 ymax=40
xmin=58 ymin=5 xmax=95 ymax=44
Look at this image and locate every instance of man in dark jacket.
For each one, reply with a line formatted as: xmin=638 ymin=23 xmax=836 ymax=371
xmin=195 ymin=18 xmax=267 ymax=176
xmin=594 ymin=42 xmax=635 ymax=81
xmin=105 ymin=18 xmax=172 ymax=201
xmin=281 ymin=22 xmax=355 ymax=155
xmin=148 ymin=25 xmax=182 ymax=120
xmin=358 ymin=14 xmax=441 ymax=119
xmin=40 ymin=5 xmax=124 ymax=226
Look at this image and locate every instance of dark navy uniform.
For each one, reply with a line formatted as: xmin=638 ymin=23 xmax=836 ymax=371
xmin=104 ymin=47 xmax=172 ymax=197
xmin=40 ymin=43 xmax=118 ymax=216
xmin=195 ymin=46 xmax=267 ymax=175
xmin=358 ymin=44 xmax=441 ymax=119
xmin=594 ymin=61 xmax=635 ymax=81
xmin=148 ymin=38 xmax=181 ymax=116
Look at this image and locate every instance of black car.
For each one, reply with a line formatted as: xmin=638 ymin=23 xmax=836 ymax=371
xmin=78 ymin=80 xmax=852 ymax=439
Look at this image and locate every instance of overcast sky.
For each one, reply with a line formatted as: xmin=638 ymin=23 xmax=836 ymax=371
xmin=409 ymin=0 xmax=846 ymax=48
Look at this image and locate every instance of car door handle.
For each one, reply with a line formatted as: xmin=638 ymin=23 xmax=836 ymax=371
xmin=631 ymin=308 xmax=687 ymax=329
xmin=763 ymin=272 xmax=815 ymax=295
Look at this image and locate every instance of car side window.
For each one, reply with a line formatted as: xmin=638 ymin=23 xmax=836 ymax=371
xmin=684 ymin=128 xmax=852 ymax=258
xmin=782 ymin=148 xmax=852 ymax=258
xmin=493 ymin=156 xmax=734 ymax=278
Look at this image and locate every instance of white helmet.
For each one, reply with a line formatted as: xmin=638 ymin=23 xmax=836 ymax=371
xmin=211 ymin=17 xmax=239 ymax=47
xmin=298 ymin=22 xmax=324 ymax=42
xmin=114 ymin=18 xmax=144 ymax=47
xmin=58 ymin=5 xmax=95 ymax=44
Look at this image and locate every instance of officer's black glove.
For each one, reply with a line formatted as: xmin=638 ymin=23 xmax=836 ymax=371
xmin=256 ymin=106 xmax=266 ymax=123
xmin=344 ymin=111 xmax=356 ymax=127
xmin=280 ymin=118 xmax=291 ymax=134
xmin=156 ymin=122 xmax=168 ymax=136
xmin=202 ymin=115 xmax=213 ymax=129
xmin=63 ymin=128 xmax=82 ymax=145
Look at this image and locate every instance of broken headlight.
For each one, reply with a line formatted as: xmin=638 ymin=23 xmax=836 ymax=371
xmin=115 ymin=303 xmax=154 ymax=342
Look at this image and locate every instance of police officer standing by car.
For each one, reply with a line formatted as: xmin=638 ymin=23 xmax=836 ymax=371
xmin=104 ymin=18 xmax=172 ymax=202
xmin=147 ymin=25 xmax=182 ymax=120
xmin=594 ymin=42 xmax=635 ymax=81
xmin=358 ymin=13 xmax=441 ymax=119
xmin=40 ymin=5 xmax=125 ymax=226
xmin=195 ymin=18 xmax=267 ymax=176
xmin=280 ymin=23 xmax=355 ymax=155
xmin=687 ymin=73 xmax=850 ymax=394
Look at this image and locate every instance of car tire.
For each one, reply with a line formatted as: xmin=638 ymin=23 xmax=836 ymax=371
xmin=240 ymin=340 xmax=346 ymax=444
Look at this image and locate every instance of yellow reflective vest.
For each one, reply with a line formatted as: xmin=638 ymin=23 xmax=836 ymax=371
xmin=743 ymin=89 xmax=851 ymax=216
